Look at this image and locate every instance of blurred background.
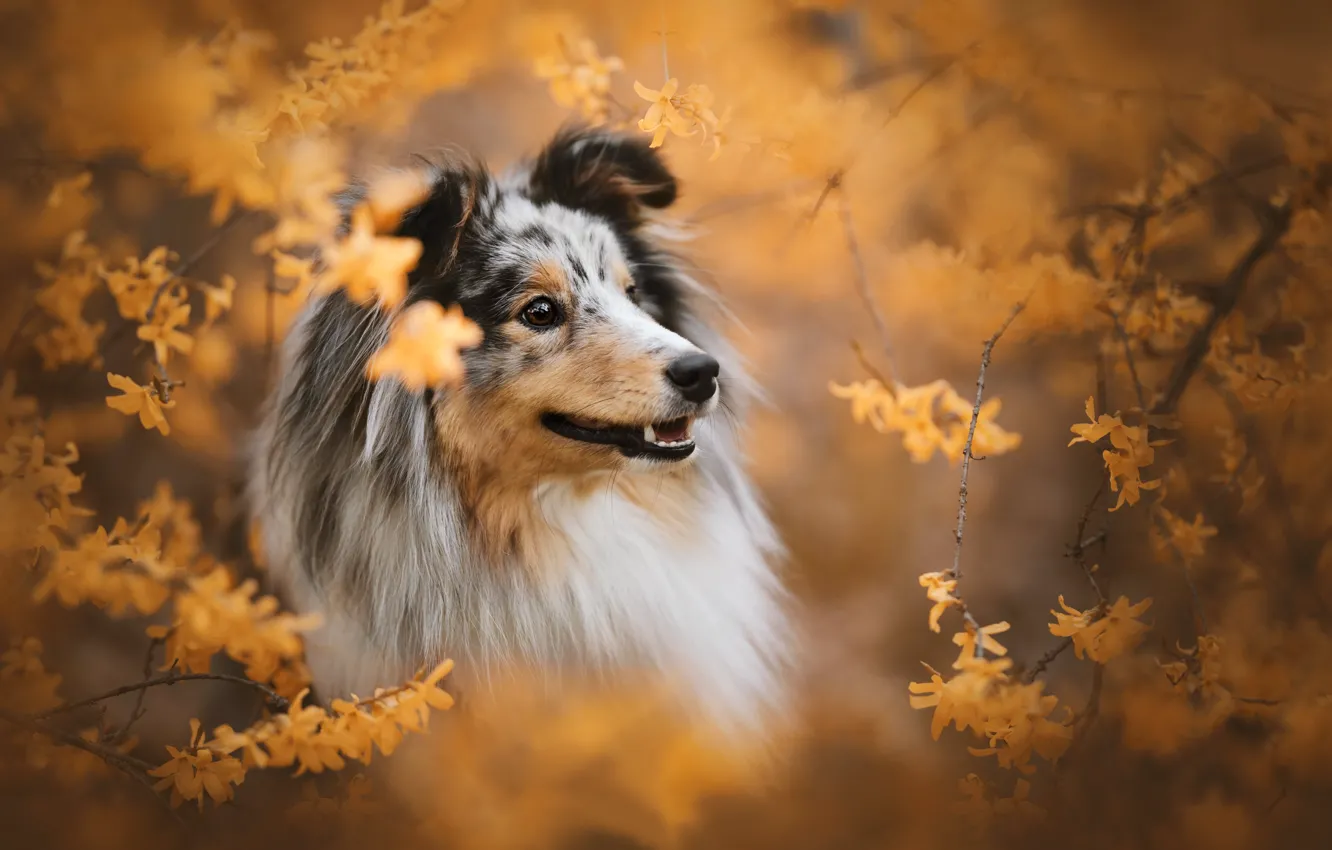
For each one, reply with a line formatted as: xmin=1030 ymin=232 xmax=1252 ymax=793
xmin=3 ymin=0 xmax=1332 ymax=847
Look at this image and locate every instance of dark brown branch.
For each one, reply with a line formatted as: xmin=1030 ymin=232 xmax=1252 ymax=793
xmin=1022 ymin=637 xmax=1073 ymax=685
xmin=1067 ymin=478 xmax=1109 ymax=605
xmin=1150 ymin=203 xmax=1292 ymax=416
xmin=28 ymin=671 xmax=288 ymax=722
xmin=107 ymin=637 xmax=164 ymax=745
xmin=0 ymin=708 xmax=166 ymax=808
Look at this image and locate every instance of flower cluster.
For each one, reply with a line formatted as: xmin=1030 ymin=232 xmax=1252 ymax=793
xmin=151 ymin=662 xmax=455 ymax=810
xmin=535 ymin=36 xmax=623 ymax=123
xmin=1068 ymin=397 xmax=1167 ymax=510
xmin=829 ymin=378 xmax=1022 ymax=464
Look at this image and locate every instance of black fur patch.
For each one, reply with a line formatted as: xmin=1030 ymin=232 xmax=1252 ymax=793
xmin=528 ymin=126 xmax=678 ymax=227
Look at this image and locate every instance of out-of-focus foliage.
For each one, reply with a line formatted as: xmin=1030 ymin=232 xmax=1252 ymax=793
xmin=2 ymin=0 xmax=1332 ymax=849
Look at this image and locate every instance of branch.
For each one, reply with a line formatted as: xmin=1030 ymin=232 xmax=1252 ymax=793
xmin=0 ymin=708 xmax=171 ymax=815
xmin=1102 ymin=305 xmax=1149 ymax=410
xmin=107 ymin=636 xmax=164 ymax=745
xmin=951 ymin=300 xmax=1027 ymax=585
xmin=1150 ymin=203 xmax=1292 ymax=415
xmin=838 ymin=193 xmax=896 ymax=382
xmin=1022 ymin=637 xmax=1073 ymax=685
xmin=1067 ymin=478 xmax=1109 ymax=605
xmin=28 ymin=671 xmax=288 ymax=722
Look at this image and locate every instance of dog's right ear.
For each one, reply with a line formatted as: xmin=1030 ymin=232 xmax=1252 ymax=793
xmin=527 ymin=127 xmax=678 ymax=227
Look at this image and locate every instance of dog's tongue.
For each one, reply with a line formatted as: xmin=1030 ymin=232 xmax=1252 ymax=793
xmin=653 ymin=418 xmax=690 ymax=442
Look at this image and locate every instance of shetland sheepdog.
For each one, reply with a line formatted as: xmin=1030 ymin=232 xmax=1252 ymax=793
xmin=250 ymin=128 xmax=792 ymax=733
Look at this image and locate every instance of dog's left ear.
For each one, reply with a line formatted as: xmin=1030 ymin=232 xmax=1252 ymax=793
xmin=528 ymin=127 xmax=678 ymax=227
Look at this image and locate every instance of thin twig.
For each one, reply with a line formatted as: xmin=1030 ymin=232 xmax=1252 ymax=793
xmin=951 ymin=300 xmax=1027 ymax=585
xmin=29 ymin=671 xmax=288 ymax=722
xmin=1022 ymin=637 xmax=1073 ymax=685
xmin=1103 ymin=306 xmax=1149 ymax=410
xmin=0 ymin=708 xmax=166 ymax=808
xmin=1067 ymin=478 xmax=1109 ymax=605
xmin=838 ymin=193 xmax=896 ymax=382
xmin=107 ymin=637 xmax=165 ymax=745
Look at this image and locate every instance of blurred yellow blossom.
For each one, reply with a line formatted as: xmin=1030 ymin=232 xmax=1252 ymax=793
xmin=366 ymin=301 xmax=483 ymax=391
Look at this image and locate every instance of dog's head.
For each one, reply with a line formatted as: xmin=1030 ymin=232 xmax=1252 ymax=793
xmin=396 ymin=128 xmax=721 ymax=485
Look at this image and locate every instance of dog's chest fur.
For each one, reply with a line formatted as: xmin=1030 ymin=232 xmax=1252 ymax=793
xmin=252 ymin=129 xmax=793 ymax=732
xmin=271 ymin=418 xmax=790 ymax=730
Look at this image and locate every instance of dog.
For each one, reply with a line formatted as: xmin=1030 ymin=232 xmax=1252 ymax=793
xmin=250 ymin=128 xmax=792 ymax=733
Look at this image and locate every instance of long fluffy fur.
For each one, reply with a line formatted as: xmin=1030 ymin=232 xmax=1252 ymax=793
xmin=249 ymin=128 xmax=792 ymax=732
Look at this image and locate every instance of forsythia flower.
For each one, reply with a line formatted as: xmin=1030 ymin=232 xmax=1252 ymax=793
xmin=1152 ymin=506 xmax=1218 ymax=563
xmin=967 ymin=682 xmax=1072 ymax=774
xmin=34 ymin=525 xmax=174 ymax=616
xmin=535 ymin=36 xmax=623 ymax=123
xmin=149 ymin=719 xmax=246 ymax=810
xmin=204 ymin=661 xmax=455 ymax=786
xmin=1049 ymin=595 xmax=1153 ymax=663
xmin=909 ymin=657 xmax=1012 ymax=740
xmin=365 ymin=169 xmax=434 ymax=233
xmin=952 ymin=621 xmax=1011 ymax=666
xmin=32 ymin=231 xmax=106 ymax=370
xmin=319 ymin=206 xmax=423 ymax=308
xmin=0 ymin=431 xmax=90 ymax=554
xmin=633 ymin=79 xmax=728 ymax=156
xmin=137 ymin=300 xmax=195 ymax=365
xmin=1068 ymin=397 xmax=1166 ymax=510
xmin=919 ymin=571 xmax=960 ymax=632
xmin=830 ymin=379 xmax=1022 ymax=463
xmin=634 ymin=79 xmax=694 ymax=148
xmin=201 ymin=275 xmax=236 ymax=325
xmin=366 ymin=301 xmax=483 ymax=391
xmin=0 ymin=638 xmax=64 ymax=714
xmin=105 ymin=373 xmax=174 ymax=435
xmin=150 ymin=567 xmax=319 ymax=681
xmin=102 ymin=247 xmax=175 ymax=322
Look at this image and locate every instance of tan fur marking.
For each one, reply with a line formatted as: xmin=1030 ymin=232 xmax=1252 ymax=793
xmin=531 ymin=258 xmax=570 ymax=296
xmin=433 ymin=325 xmax=702 ymax=566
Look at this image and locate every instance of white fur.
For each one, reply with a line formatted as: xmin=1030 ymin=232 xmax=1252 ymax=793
xmin=250 ymin=165 xmax=793 ymax=735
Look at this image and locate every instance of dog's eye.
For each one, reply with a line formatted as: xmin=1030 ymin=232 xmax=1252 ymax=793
xmin=519 ymin=296 xmax=560 ymax=329
xmin=625 ymin=283 xmax=639 ymax=303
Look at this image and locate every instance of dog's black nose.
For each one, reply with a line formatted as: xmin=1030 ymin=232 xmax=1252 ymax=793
xmin=665 ymin=353 xmax=720 ymax=403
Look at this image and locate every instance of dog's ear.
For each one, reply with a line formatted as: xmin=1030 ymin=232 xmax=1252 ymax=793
xmin=528 ymin=127 xmax=678 ymax=226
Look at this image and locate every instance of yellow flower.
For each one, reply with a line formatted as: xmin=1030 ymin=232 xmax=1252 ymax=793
xmin=366 ymin=302 xmax=483 ymax=391
xmin=952 ymin=621 xmax=1011 ymax=667
xmin=1068 ymin=397 xmax=1165 ymax=510
xmin=365 ymin=169 xmax=434 ymax=233
xmin=149 ymin=719 xmax=247 ymax=810
xmin=201 ymin=274 xmax=236 ymax=325
xmin=1049 ymin=595 xmax=1152 ymax=663
xmin=919 ymin=571 xmax=959 ymax=633
xmin=137 ymin=300 xmax=195 ymax=365
xmin=105 ymin=373 xmax=174 ymax=436
xmin=320 ymin=206 xmax=423 ymax=308
xmin=535 ymin=36 xmax=623 ymax=122
xmin=634 ymin=79 xmax=696 ymax=148
xmin=909 ymin=657 xmax=1011 ymax=740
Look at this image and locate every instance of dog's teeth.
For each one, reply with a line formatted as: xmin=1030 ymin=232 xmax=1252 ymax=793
xmin=644 ymin=424 xmax=656 ymax=444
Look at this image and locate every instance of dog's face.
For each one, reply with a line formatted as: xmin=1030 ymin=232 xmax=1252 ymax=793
xmin=398 ymin=129 xmax=720 ymax=484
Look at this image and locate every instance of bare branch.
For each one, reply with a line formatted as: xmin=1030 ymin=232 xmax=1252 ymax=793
xmin=1022 ymin=637 xmax=1073 ymax=685
xmin=838 ymin=193 xmax=896 ymax=382
xmin=28 ymin=671 xmax=288 ymax=723
xmin=1150 ymin=203 xmax=1292 ymax=415
xmin=951 ymin=300 xmax=1027 ymax=585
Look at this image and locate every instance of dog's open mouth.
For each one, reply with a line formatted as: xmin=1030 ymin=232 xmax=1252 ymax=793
xmin=541 ymin=412 xmax=696 ymax=460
